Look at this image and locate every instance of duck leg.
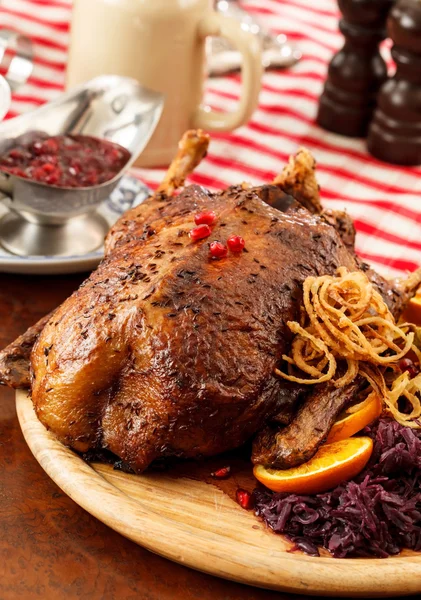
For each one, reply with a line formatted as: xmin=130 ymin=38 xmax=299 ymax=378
xmin=252 ymin=381 xmax=362 ymax=468
xmin=104 ymin=129 xmax=210 ymax=253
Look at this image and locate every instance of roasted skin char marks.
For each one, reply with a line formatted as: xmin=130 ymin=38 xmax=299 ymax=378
xmin=0 ymin=129 xmax=420 ymax=476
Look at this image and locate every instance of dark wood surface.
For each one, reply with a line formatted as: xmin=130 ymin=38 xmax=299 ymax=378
xmin=0 ymin=272 xmax=412 ymax=600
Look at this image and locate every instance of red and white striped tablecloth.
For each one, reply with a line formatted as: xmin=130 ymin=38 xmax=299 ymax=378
xmin=1 ymin=0 xmax=421 ymax=279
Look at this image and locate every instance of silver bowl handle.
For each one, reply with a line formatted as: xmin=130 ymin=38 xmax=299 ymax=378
xmin=0 ymin=75 xmax=11 ymax=121
xmin=0 ymin=31 xmax=33 ymax=92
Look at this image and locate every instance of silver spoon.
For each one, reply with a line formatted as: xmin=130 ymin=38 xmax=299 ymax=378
xmin=209 ymin=0 xmax=302 ymax=76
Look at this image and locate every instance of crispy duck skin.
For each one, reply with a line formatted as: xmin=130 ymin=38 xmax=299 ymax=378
xmin=1 ymin=130 xmax=421 ymax=473
xmin=29 ymin=130 xmax=364 ymax=471
xmin=30 ymin=182 xmax=357 ymax=469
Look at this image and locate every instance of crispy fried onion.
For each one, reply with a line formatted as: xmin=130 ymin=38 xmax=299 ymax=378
xmin=275 ymin=267 xmax=421 ymax=428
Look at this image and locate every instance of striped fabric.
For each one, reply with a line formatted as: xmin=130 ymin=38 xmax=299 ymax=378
xmin=1 ymin=0 xmax=420 ymax=278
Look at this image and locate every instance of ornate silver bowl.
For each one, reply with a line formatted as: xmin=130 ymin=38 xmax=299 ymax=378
xmin=0 ymin=75 xmax=163 ymax=257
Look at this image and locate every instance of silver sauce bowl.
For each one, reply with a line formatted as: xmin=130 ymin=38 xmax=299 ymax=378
xmin=0 ymin=75 xmax=163 ymax=257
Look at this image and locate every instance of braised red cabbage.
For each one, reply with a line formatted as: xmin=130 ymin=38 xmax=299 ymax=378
xmin=254 ymin=418 xmax=421 ymax=558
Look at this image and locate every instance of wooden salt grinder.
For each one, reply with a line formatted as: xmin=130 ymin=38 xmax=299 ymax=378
xmin=367 ymin=0 xmax=421 ymax=165
xmin=317 ymin=0 xmax=394 ymax=137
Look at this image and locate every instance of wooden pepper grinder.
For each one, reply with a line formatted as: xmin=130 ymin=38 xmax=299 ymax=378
xmin=317 ymin=0 xmax=394 ymax=137
xmin=367 ymin=0 xmax=421 ymax=164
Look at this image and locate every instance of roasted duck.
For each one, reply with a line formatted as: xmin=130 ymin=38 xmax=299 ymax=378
xmin=1 ymin=130 xmax=420 ymax=472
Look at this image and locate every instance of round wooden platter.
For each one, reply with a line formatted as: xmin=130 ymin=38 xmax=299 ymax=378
xmin=16 ymin=390 xmax=421 ymax=598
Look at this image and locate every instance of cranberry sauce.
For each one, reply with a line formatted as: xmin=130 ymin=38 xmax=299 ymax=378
xmin=0 ymin=134 xmax=131 ymax=188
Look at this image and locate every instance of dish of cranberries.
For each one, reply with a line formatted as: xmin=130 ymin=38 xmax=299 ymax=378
xmin=0 ymin=134 xmax=131 ymax=188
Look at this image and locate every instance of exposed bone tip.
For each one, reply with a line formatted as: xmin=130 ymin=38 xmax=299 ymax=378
xmin=158 ymin=129 xmax=210 ymax=196
xmin=180 ymin=129 xmax=210 ymax=146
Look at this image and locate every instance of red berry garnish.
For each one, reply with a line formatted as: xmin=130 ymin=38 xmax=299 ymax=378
xmin=110 ymin=148 xmax=121 ymax=160
xmin=41 ymin=138 xmax=59 ymax=154
xmin=209 ymin=241 xmax=228 ymax=259
xmin=211 ymin=466 xmax=231 ymax=479
xmin=0 ymin=134 xmax=130 ymax=188
xmin=85 ymin=171 xmax=99 ymax=186
xmin=399 ymin=358 xmax=419 ymax=378
xmin=42 ymin=163 xmax=56 ymax=174
xmin=189 ymin=224 xmax=212 ymax=241
xmin=32 ymin=167 xmax=47 ymax=180
xmin=32 ymin=141 xmax=44 ymax=155
xmin=194 ymin=211 xmax=216 ymax=226
xmin=227 ymin=235 xmax=245 ymax=253
xmin=45 ymin=173 xmax=60 ymax=185
xmin=9 ymin=149 xmax=23 ymax=160
xmin=8 ymin=167 xmax=25 ymax=177
xmin=236 ymin=488 xmax=254 ymax=510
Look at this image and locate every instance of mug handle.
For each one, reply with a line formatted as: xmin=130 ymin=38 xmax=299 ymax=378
xmin=192 ymin=12 xmax=262 ymax=132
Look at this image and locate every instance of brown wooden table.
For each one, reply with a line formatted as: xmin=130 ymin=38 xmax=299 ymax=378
xmin=0 ymin=272 xmax=411 ymax=600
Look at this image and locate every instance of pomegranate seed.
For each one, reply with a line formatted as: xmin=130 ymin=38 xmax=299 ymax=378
xmin=7 ymin=167 xmax=22 ymax=176
xmin=41 ymin=139 xmax=59 ymax=153
xmin=45 ymin=173 xmax=59 ymax=185
xmin=42 ymin=163 xmax=56 ymax=174
xmin=44 ymin=154 xmax=58 ymax=164
xmin=194 ymin=210 xmax=216 ymax=226
xmin=9 ymin=149 xmax=23 ymax=160
xmin=0 ymin=134 xmax=130 ymax=188
xmin=32 ymin=141 xmax=44 ymax=155
xmin=189 ymin=224 xmax=212 ymax=241
xmin=211 ymin=466 xmax=231 ymax=479
xmin=85 ymin=172 xmax=99 ymax=186
xmin=209 ymin=241 xmax=228 ymax=259
xmin=236 ymin=488 xmax=254 ymax=510
xmin=399 ymin=358 xmax=419 ymax=378
xmin=227 ymin=235 xmax=245 ymax=253
xmin=32 ymin=167 xmax=47 ymax=180
xmin=110 ymin=148 xmax=122 ymax=160
xmin=70 ymin=160 xmax=82 ymax=174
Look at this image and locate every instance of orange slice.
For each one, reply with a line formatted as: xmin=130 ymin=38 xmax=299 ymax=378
xmin=253 ymin=437 xmax=373 ymax=495
xmin=326 ymin=392 xmax=382 ymax=444
xmin=402 ymin=287 xmax=421 ymax=325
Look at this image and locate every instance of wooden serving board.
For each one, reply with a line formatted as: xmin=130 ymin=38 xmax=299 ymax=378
xmin=16 ymin=390 xmax=421 ymax=597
